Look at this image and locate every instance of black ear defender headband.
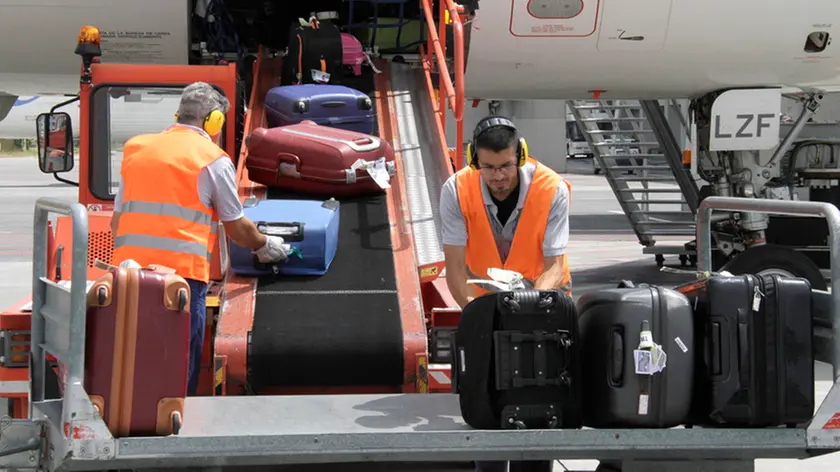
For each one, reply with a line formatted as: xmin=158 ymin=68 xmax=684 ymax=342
xmin=466 ymin=116 xmax=529 ymax=170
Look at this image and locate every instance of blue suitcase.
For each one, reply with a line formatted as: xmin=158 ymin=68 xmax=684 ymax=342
xmin=228 ymin=198 xmax=340 ymax=277
xmin=264 ymin=84 xmax=376 ymax=134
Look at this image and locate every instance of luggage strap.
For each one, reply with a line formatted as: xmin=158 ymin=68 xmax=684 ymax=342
xmin=494 ymin=330 xmax=573 ymax=390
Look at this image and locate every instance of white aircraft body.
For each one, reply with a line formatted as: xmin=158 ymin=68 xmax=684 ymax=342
xmin=0 ymin=96 xmax=79 ymax=140
xmin=0 ymin=0 xmax=838 ymax=102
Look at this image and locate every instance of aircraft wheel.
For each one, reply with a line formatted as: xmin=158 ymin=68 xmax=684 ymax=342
xmin=721 ymin=244 xmax=827 ymax=290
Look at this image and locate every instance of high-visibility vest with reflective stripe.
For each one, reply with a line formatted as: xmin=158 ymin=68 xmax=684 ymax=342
xmin=112 ymin=126 xmax=225 ymax=282
xmin=455 ymin=157 xmax=572 ymax=297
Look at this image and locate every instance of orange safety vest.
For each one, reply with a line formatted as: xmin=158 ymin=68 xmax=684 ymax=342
xmin=112 ymin=126 xmax=224 ymax=283
xmin=456 ymin=158 xmax=572 ymax=297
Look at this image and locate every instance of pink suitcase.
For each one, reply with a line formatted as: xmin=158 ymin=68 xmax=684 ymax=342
xmin=341 ymin=33 xmax=365 ymax=76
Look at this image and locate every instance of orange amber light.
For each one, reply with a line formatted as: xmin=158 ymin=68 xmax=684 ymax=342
xmin=77 ymin=25 xmax=101 ymax=47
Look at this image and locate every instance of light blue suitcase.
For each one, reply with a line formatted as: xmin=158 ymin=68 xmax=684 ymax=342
xmin=228 ymin=198 xmax=340 ymax=276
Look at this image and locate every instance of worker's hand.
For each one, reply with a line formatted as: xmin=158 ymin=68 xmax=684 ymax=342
xmin=253 ymin=235 xmax=290 ymax=263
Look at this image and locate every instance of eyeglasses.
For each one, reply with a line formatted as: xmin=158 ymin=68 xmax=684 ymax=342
xmin=478 ymin=162 xmax=517 ymax=173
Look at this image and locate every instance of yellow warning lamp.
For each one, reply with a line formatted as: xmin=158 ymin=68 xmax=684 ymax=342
xmin=77 ymin=25 xmax=101 ymax=47
xmin=75 ymin=25 xmax=102 ymax=84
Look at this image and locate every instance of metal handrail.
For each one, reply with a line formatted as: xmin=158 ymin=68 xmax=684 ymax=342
xmin=30 ymin=198 xmax=89 ymax=415
xmin=696 ymin=196 xmax=840 ymax=382
xmin=420 ymin=0 xmax=465 ymax=172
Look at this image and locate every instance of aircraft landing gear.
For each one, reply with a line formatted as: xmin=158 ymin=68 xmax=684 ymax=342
xmin=721 ymin=244 xmax=827 ymax=290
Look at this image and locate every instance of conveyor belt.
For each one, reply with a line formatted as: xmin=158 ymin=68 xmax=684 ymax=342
xmin=249 ymin=191 xmax=403 ymax=389
xmin=248 ymin=69 xmax=405 ymax=390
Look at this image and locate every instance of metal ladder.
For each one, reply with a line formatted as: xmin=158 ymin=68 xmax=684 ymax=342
xmin=568 ymin=99 xmax=701 ymax=266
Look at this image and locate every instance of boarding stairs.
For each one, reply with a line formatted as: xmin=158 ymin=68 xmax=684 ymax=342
xmin=568 ymin=99 xmax=701 ymax=266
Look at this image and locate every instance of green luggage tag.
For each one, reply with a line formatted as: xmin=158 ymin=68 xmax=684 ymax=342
xmin=288 ymin=245 xmax=303 ymax=260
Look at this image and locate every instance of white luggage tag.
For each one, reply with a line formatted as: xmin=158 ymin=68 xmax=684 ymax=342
xmin=466 ymin=268 xmax=533 ymax=293
xmin=350 ymin=156 xmax=392 ymax=189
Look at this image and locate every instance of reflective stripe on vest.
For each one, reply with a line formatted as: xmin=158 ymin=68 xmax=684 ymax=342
xmin=456 ymin=158 xmax=572 ymax=297
xmin=121 ymin=200 xmax=214 ymax=226
xmin=112 ymin=126 xmax=225 ymax=282
xmin=114 ymin=234 xmax=213 ymax=260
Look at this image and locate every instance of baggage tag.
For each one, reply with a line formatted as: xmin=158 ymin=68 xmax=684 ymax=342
xmin=752 ymin=285 xmax=764 ymax=312
xmin=633 ymin=344 xmax=667 ymax=375
xmin=311 ymin=69 xmax=331 ymax=84
xmin=351 ymin=157 xmax=392 ymax=189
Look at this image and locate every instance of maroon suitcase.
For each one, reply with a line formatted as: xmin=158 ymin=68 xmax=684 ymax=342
xmin=245 ymin=120 xmax=396 ymax=197
xmin=84 ymin=264 xmax=190 ymax=437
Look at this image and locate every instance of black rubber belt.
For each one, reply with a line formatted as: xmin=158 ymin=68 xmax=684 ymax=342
xmin=248 ymin=190 xmax=404 ymax=390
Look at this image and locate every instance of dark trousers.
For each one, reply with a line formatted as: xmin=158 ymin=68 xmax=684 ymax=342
xmin=186 ymin=278 xmax=208 ymax=396
xmin=475 ymin=461 xmax=553 ymax=472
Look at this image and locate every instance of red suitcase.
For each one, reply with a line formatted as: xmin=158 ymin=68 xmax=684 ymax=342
xmin=245 ymin=120 xmax=396 ymax=197
xmin=84 ymin=264 xmax=190 ymax=437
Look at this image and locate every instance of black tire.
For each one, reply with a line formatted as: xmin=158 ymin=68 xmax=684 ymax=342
xmin=721 ymin=244 xmax=827 ymax=290
xmin=171 ymin=411 xmax=182 ymax=436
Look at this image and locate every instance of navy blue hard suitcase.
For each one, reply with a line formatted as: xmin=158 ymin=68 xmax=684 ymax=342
xmin=264 ymin=84 xmax=376 ymax=134
xmin=228 ymin=198 xmax=340 ymax=277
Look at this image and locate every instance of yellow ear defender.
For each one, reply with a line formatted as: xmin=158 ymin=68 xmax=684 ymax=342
xmin=466 ymin=116 xmax=528 ymax=170
xmin=203 ymin=109 xmax=225 ymax=137
xmin=174 ymin=109 xmax=226 ymax=137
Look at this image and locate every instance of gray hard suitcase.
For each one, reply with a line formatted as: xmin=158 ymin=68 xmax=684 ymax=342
xmin=576 ymin=281 xmax=694 ymax=428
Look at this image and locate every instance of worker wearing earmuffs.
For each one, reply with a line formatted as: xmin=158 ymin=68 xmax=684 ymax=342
xmin=110 ymin=82 xmax=289 ymax=395
xmin=440 ymin=116 xmax=572 ymax=306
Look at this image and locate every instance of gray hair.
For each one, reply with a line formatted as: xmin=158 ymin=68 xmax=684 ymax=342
xmin=175 ymin=82 xmax=230 ymax=125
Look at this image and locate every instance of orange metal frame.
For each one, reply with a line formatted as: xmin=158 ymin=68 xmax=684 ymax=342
xmin=416 ymin=0 xmax=467 ymax=392
xmin=415 ymin=0 xmax=466 ymax=286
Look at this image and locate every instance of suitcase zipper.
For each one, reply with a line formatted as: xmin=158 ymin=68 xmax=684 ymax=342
xmin=653 ymin=287 xmax=667 ymax=424
xmin=764 ymin=275 xmax=784 ymax=424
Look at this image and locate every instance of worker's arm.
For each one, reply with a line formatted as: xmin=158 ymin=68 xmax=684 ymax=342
xmin=200 ymin=157 xmax=266 ymax=251
xmin=444 ymin=244 xmax=473 ymax=309
xmin=440 ymin=176 xmax=473 ymax=309
xmin=534 ymin=255 xmax=567 ymax=290
xmin=110 ymin=177 xmax=124 ymax=237
xmin=534 ymin=181 xmax=570 ymax=292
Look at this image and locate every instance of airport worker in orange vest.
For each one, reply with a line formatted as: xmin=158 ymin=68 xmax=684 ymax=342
xmin=110 ymin=81 xmax=290 ymax=395
xmin=440 ymin=115 xmax=572 ymax=306
xmin=439 ymin=115 xmax=572 ymax=472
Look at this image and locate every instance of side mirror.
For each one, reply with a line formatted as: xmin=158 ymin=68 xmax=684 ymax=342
xmin=36 ymin=112 xmax=74 ymax=174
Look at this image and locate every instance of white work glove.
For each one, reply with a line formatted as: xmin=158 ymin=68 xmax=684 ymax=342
xmin=253 ymin=236 xmax=290 ymax=263
xmin=118 ymin=259 xmax=142 ymax=269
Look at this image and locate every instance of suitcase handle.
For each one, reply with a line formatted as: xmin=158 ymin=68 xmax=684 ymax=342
xmin=274 ymin=152 xmax=301 ymax=173
xmin=345 ymin=136 xmax=381 ymax=152
xmin=737 ymin=308 xmax=751 ymax=387
xmin=255 ymin=221 xmax=305 ymax=242
xmin=609 ymin=328 xmax=624 ymax=387
xmin=320 ymin=101 xmax=347 ymax=108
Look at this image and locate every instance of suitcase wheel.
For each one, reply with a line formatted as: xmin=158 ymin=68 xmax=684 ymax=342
xmin=97 ymin=286 xmax=108 ymax=305
xmin=171 ymin=411 xmax=182 ymax=435
xmin=177 ymin=289 xmax=188 ymax=312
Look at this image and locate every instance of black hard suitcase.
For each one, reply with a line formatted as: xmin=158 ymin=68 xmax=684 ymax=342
xmin=576 ymin=284 xmax=695 ymax=428
xmin=282 ymin=19 xmax=343 ymax=85
xmin=452 ymin=290 xmax=583 ymax=430
xmin=690 ymin=274 xmax=814 ymax=427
